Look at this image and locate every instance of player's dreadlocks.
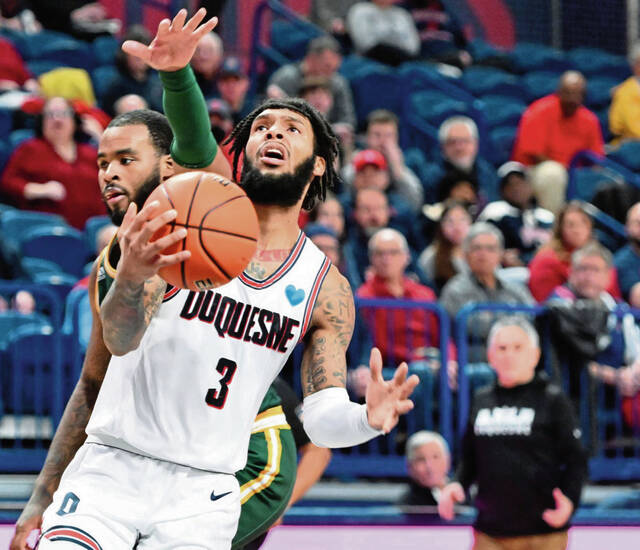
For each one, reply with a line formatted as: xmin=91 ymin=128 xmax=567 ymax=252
xmin=224 ymin=98 xmax=340 ymax=211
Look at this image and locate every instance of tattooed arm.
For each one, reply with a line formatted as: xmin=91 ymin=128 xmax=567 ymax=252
xmin=301 ymin=266 xmax=354 ymax=396
xmin=10 ymin=264 xmax=111 ymax=550
xmin=300 ymin=266 xmax=420 ymax=447
xmin=100 ymin=199 xmax=189 ymax=356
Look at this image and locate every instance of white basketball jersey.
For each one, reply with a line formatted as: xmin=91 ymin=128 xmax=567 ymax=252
xmin=86 ymin=231 xmax=330 ymax=473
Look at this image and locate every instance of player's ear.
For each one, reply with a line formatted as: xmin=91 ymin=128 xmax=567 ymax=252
xmin=160 ymin=154 xmax=175 ymax=181
xmin=313 ymin=155 xmax=326 ymax=178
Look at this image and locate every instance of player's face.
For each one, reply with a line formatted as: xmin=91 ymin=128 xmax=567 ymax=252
xmin=97 ymin=124 xmax=167 ymax=225
xmin=409 ymin=442 xmax=450 ymax=489
xmin=488 ymin=326 xmax=539 ymax=388
xmin=241 ymin=108 xmax=325 ymax=207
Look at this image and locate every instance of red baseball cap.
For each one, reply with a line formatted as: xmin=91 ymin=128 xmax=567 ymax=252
xmin=352 ymin=149 xmax=387 ymax=172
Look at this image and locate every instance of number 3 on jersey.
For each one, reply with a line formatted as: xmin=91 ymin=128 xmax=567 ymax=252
xmin=206 ymin=358 xmax=237 ymax=409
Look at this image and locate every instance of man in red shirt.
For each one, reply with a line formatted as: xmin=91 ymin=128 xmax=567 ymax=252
xmin=512 ymin=71 xmax=604 ymax=215
xmin=356 ymin=227 xmax=441 ymax=366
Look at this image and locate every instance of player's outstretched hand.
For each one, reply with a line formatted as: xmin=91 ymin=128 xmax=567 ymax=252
xmin=122 ymin=8 xmax=218 ymax=72
xmin=438 ymin=482 xmax=465 ymax=520
xmin=365 ymin=347 xmax=419 ymax=433
xmin=9 ymin=503 xmax=43 ymax=550
xmin=542 ymin=487 xmax=574 ymax=528
xmin=116 ymin=201 xmax=190 ymax=286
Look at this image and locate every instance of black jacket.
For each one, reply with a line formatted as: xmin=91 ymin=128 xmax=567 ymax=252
xmin=456 ymin=373 xmax=587 ymax=537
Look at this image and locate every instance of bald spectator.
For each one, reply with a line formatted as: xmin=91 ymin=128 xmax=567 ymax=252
xmin=440 ymin=223 xmax=534 ymax=361
xmin=343 ymin=110 xmax=424 ymax=209
xmin=614 ymin=202 xmax=640 ymax=307
xmin=113 ymin=94 xmax=148 ymax=115
xmin=347 ymin=0 xmax=420 ymax=66
xmin=609 ymin=42 xmax=640 ymax=143
xmin=399 ymin=431 xmax=451 ymax=507
xmin=191 ymin=31 xmax=223 ymax=97
xmin=512 ymin=71 xmax=605 ymax=215
xmin=423 ymin=116 xmax=499 ymax=205
xmin=267 ymin=35 xmax=356 ymax=130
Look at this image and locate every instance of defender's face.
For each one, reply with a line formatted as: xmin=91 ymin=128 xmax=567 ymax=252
xmin=245 ymin=108 xmax=322 ymax=178
xmin=97 ymin=124 xmax=163 ymax=221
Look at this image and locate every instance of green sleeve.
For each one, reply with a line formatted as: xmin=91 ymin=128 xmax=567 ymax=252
xmin=159 ymin=65 xmax=218 ymax=169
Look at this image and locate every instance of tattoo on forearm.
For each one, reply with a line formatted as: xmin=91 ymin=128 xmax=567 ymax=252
xmin=101 ymin=279 xmax=163 ymax=352
xmin=318 ymin=279 xmax=355 ymax=350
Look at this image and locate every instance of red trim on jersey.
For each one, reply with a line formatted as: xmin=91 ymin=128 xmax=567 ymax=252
xmin=43 ymin=527 xmax=102 ymax=550
xmin=239 ymin=231 xmax=305 ymax=289
xmin=299 ymin=257 xmax=331 ymax=341
xmin=163 ymin=285 xmax=180 ymax=301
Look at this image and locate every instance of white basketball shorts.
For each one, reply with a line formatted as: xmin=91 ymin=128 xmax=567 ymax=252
xmin=38 ymin=443 xmax=240 ymax=549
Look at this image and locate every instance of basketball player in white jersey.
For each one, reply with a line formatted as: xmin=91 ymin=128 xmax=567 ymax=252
xmin=16 ymin=9 xmax=419 ymax=550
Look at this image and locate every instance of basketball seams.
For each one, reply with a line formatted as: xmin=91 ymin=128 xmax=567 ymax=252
xmin=182 ymin=173 xmax=204 ymax=289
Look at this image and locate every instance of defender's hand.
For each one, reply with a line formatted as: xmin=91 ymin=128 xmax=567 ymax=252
xmin=122 ymin=8 xmax=218 ymax=72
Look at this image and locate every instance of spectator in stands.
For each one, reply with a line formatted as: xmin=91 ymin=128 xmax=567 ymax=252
xmin=401 ymin=0 xmax=472 ymax=70
xmin=418 ymin=200 xmax=471 ymax=294
xmin=305 ymin=222 xmax=341 ymax=268
xmin=528 ymin=201 xmax=619 ymax=303
xmin=27 ymin=1 xmax=120 ymax=40
xmin=614 ymin=202 xmax=640 ymax=307
xmin=343 ymin=109 xmax=424 ymax=209
xmin=191 ymin=30 xmax=223 ymax=98
xmin=267 ymin=35 xmax=356 ymax=131
xmin=102 ymin=25 xmax=163 ymax=116
xmin=344 ymin=149 xmax=424 ymax=256
xmin=113 ymin=94 xmax=148 ymax=116
xmin=357 ymin=228 xmax=440 ymax=365
xmin=426 ymin=116 xmax=499 ymax=205
xmin=307 ymin=192 xmax=346 ymax=241
xmin=478 ymin=161 xmax=554 ymax=267
xmin=512 ymin=71 xmax=605 ymax=215
xmin=310 ymin=0 xmax=359 ymax=38
xmin=207 ymin=97 xmax=234 ymax=143
xmin=440 ymin=222 xmax=534 ymax=361
xmin=0 ymin=96 xmax=105 ymax=228
xmin=609 ymin=42 xmax=640 ymax=143
xmin=216 ymin=56 xmax=253 ymax=125
xmin=347 ymin=0 xmax=420 ymax=66
xmin=439 ymin=316 xmax=587 ymax=550
xmin=399 ymin=430 xmax=451 ymax=506
xmin=0 ymin=36 xmax=38 ymax=93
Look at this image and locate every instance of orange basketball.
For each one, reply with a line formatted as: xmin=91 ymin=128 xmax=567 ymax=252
xmin=145 ymin=171 xmax=258 ymax=291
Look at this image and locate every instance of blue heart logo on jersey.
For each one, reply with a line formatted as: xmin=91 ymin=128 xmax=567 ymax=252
xmin=285 ymin=285 xmax=305 ymax=306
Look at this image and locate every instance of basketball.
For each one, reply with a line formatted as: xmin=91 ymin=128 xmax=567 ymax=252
xmin=145 ymin=171 xmax=259 ymax=291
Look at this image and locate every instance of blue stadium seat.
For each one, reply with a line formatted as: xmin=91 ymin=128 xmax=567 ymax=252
xmin=8 ymin=128 xmax=35 ymax=149
xmin=30 ymin=272 xmax=78 ymax=314
xmin=510 ymin=42 xmax=572 ymax=74
xmin=410 ymin=90 xmax=470 ymax=128
xmin=607 ymin=141 xmax=640 ymax=172
xmin=489 ymin=125 xmax=518 ymax=167
xmin=21 ymin=257 xmax=65 ymax=279
xmin=0 ymin=107 xmax=13 ymax=137
xmin=586 ymin=77 xmax=618 ymax=110
xmin=461 ymin=67 xmax=526 ymax=99
xmin=83 ymin=214 xmax=112 ymax=253
xmin=522 ymin=71 xmax=560 ymax=102
xmin=464 ymin=363 xmax=496 ymax=395
xmin=91 ymin=64 xmax=119 ymax=105
xmin=270 ymin=20 xmax=322 ymax=62
xmin=21 ymin=30 xmax=82 ymax=60
xmin=91 ymin=35 xmax=119 ymax=67
xmin=479 ymin=95 xmax=526 ymax=129
xmin=26 ymin=59 xmax=67 ymax=77
xmin=350 ymin=68 xmax=403 ymax=128
xmin=0 ymin=140 xmax=11 ymax=175
xmin=20 ymin=225 xmax=87 ymax=277
xmin=570 ymin=167 xmax=619 ymax=202
xmin=567 ymin=48 xmax=630 ymax=81
xmin=0 ymin=210 xmax=68 ymax=248
xmin=338 ymin=54 xmax=387 ymax=81
xmin=0 ymin=311 xmax=51 ymax=351
xmin=37 ymin=39 xmax=94 ymax=72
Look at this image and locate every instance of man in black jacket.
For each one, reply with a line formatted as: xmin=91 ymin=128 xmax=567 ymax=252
xmin=439 ymin=316 xmax=587 ymax=550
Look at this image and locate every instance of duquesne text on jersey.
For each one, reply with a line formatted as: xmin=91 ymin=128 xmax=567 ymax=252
xmin=179 ymin=290 xmax=300 ymax=353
